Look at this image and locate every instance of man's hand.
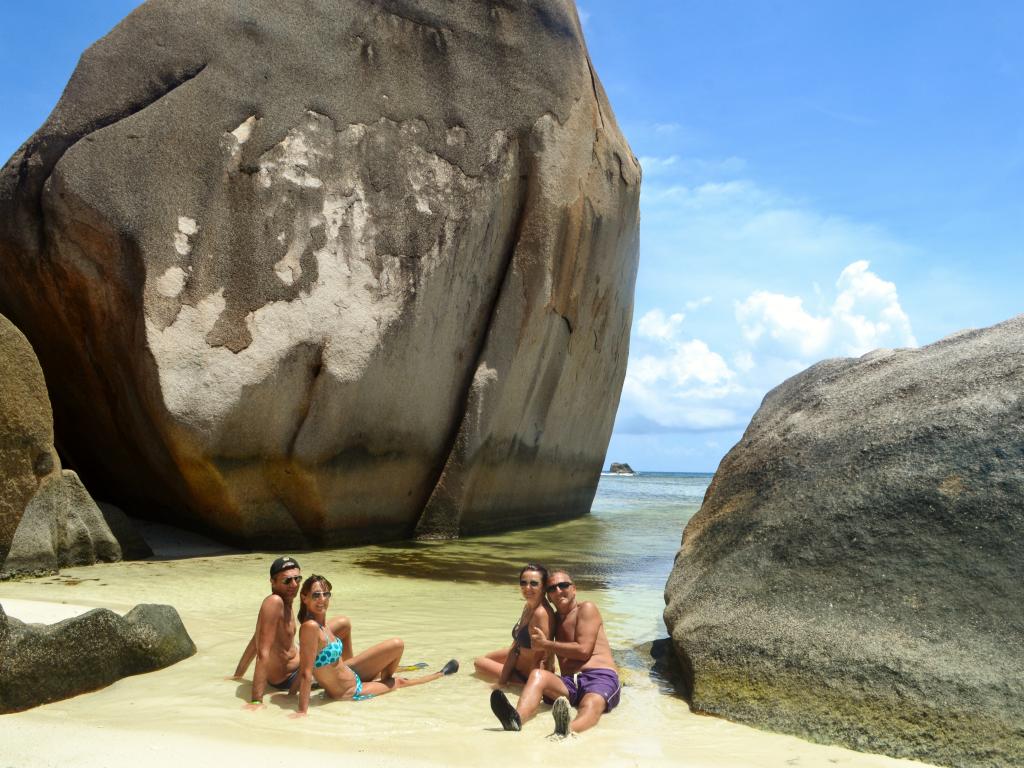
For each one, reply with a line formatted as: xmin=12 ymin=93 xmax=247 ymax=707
xmin=530 ymin=625 xmax=551 ymax=649
xmin=288 ymin=711 xmax=308 ymax=719
xmin=243 ymin=701 xmax=265 ymax=711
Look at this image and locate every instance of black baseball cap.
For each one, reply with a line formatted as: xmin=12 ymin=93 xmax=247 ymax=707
xmin=270 ymin=556 xmax=300 ymax=577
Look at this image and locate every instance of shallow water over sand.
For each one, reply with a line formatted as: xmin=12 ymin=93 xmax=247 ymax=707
xmin=0 ymin=475 xmax=934 ymax=768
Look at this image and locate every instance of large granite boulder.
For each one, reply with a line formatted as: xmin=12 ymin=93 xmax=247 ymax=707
xmin=0 ymin=313 xmax=59 ymax=564
xmin=664 ymin=316 xmax=1024 ymax=768
xmin=0 ymin=602 xmax=196 ymax=712
xmin=0 ymin=0 xmax=639 ymax=548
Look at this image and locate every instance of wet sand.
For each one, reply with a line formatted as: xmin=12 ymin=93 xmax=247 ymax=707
xmin=0 ymin=533 xmax=937 ymax=768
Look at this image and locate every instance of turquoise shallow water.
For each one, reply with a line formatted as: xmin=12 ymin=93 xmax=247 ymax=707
xmin=354 ymin=472 xmax=712 ymax=592
xmin=352 ymin=472 xmax=712 ymax=650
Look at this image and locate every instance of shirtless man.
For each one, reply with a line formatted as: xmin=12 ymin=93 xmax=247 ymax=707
xmin=489 ymin=569 xmax=621 ymax=736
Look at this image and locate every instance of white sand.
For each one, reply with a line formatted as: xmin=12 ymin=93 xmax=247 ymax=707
xmin=0 ymin=549 xmax=938 ymax=768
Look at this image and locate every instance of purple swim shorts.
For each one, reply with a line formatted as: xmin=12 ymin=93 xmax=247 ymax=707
xmin=546 ymin=668 xmax=622 ymax=712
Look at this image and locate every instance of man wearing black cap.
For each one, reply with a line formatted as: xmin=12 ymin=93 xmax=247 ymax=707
xmin=236 ymin=556 xmax=305 ymax=708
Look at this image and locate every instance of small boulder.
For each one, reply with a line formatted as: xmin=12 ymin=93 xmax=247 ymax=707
xmin=2 ymin=470 xmax=122 ymax=577
xmin=0 ymin=602 xmax=196 ymax=713
xmin=97 ymin=502 xmax=154 ymax=560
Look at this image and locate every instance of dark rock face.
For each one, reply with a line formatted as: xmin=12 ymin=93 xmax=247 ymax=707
xmin=0 ymin=0 xmax=640 ymax=548
xmin=97 ymin=502 xmax=154 ymax=561
xmin=0 ymin=603 xmax=196 ymax=713
xmin=664 ymin=316 xmax=1024 ymax=768
xmin=608 ymin=462 xmax=634 ymax=474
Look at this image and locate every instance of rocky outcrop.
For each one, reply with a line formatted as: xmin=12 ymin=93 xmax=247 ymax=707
xmin=664 ymin=316 xmax=1024 ymax=768
xmin=0 ymin=313 xmax=59 ymax=564
xmin=0 ymin=1 xmax=640 ymax=547
xmin=0 ymin=602 xmax=195 ymax=712
xmin=1 ymin=312 xmax=149 ymax=577
xmin=608 ymin=462 xmax=634 ymax=474
xmin=97 ymin=502 xmax=154 ymax=561
xmin=2 ymin=470 xmax=127 ymax=577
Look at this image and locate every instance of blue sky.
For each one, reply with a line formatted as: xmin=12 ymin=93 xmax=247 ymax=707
xmin=2 ymin=2 xmax=1022 ymax=471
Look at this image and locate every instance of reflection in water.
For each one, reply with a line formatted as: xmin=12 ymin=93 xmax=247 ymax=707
xmin=355 ymin=473 xmax=710 ymax=592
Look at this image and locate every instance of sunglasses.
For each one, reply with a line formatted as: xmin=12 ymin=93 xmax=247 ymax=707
xmin=311 ymin=591 xmax=332 ymax=599
xmin=280 ymin=576 xmax=302 ymax=585
xmin=545 ymin=581 xmax=573 ymax=593
xmin=519 ymin=579 xmax=541 ymax=587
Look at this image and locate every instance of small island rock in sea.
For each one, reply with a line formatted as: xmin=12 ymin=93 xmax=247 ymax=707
xmin=608 ymin=463 xmax=636 ymax=475
xmin=0 ymin=0 xmax=641 ymax=549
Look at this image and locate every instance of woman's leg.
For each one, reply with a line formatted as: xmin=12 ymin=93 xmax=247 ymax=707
xmin=516 ymin=668 xmax=569 ymax=722
xmin=356 ymin=670 xmax=444 ymax=697
xmin=473 ymin=648 xmax=509 ymax=680
xmin=347 ymin=637 xmax=404 ymax=681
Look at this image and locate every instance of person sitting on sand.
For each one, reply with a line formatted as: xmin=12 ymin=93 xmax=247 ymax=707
xmin=489 ymin=569 xmax=621 ymax=737
xmin=474 ymin=563 xmax=555 ymax=686
xmin=291 ymin=574 xmax=459 ymax=717
xmin=234 ymin=556 xmax=340 ymax=708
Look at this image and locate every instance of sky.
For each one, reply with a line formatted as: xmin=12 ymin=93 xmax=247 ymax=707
xmin=2 ymin=2 xmax=1022 ymax=472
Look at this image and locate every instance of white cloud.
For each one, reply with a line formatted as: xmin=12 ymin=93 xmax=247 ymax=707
xmin=733 ymin=350 xmax=755 ymax=373
xmin=619 ymin=162 xmax=919 ymax=441
xmin=736 ymin=291 xmax=832 ymax=357
xmin=831 ymin=260 xmax=917 ymax=353
xmin=736 ymin=260 xmax=917 ymax=359
xmin=578 ymin=9 xmax=591 ymax=26
xmin=636 ymin=308 xmax=685 ymax=341
xmin=628 ymin=339 xmax=733 ymax=389
xmin=619 ymin=336 xmax=745 ymax=431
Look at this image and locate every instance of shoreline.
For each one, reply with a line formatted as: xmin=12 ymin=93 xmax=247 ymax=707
xmin=1 ymin=540 xmax=938 ymax=768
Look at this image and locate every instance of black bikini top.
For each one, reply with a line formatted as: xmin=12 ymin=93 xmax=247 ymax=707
xmin=512 ymin=619 xmax=532 ymax=649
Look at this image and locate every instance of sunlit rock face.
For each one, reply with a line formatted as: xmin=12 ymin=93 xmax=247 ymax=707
xmin=0 ymin=0 xmax=640 ymax=547
xmin=665 ymin=315 xmax=1024 ymax=768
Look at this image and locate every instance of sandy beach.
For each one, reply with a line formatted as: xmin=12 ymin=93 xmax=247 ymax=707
xmin=0 ymin=525 xmax=938 ymax=768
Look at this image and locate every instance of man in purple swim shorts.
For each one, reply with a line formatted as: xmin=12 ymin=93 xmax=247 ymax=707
xmin=489 ymin=569 xmax=622 ymax=737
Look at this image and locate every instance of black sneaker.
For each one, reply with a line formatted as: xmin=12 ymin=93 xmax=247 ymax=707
xmin=490 ymin=689 xmax=522 ymax=731
xmin=440 ymin=659 xmax=459 ymax=676
xmin=552 ymin=695 xmax=571 ymax=737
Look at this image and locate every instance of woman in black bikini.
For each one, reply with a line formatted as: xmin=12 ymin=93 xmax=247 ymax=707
xmin=291 ymin=574 xmax=458 ymax=717
xmin=473 ymin=564 xmax=555 ymax=686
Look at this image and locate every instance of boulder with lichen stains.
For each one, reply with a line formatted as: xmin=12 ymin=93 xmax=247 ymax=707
xmin=664 ymin=315 xmax=1024 ymax=768
xmin=0 ymin=0 xmax=639 ymax=548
